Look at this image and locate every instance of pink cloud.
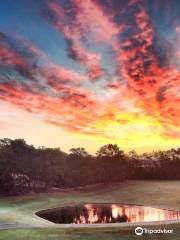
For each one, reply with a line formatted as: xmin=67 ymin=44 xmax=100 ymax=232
xmin=46 ymin=0 xmax=104 ymax=81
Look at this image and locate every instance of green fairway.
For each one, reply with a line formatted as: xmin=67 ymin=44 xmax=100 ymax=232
xmin=0 ymin=180 xmax=180 ymax=239
xmin=0 ymin=226 xmax=180 ymax=240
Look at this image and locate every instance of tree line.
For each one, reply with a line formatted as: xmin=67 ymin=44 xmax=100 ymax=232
xmin=0 ymin=138 xmax=179 ymax=195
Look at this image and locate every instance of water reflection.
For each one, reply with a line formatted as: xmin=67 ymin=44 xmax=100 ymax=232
xmin=36 ymin=204 xmax=180 ymax=224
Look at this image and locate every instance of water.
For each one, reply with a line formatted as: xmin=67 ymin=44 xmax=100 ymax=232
xmin=36 ymin=203 xmax=180 ymax=224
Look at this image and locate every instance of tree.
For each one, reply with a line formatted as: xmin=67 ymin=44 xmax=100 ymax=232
xmin=127 ymin=150 xmax=139 ymax=178
xmin=65 ymin=148 xmax=93 ymax=187
xmin=0 ymin=138 xmax=29 ymax=194
xmin=38 ymin=147 xmax=63 ymax=189
xmin=69 ymin=147 xmax=89 ymax=157
xmin=96 ymin=144 xmax=124 ymax=158
xmin=96 ymin=144 xmax=127 ymax=182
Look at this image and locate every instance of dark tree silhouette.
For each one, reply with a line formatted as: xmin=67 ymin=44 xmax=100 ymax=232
xmin=96 ymin=144 xmax=124 ymax=158
xmin=0 ymin=138 xmax=179 ymax=195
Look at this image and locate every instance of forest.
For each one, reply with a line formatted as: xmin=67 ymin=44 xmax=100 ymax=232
xmin=0 ymin=138 xmax=179 ymax=195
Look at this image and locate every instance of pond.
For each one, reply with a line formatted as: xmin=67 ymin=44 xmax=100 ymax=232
xmin=36 ymin=203 xmax=180 ymax=224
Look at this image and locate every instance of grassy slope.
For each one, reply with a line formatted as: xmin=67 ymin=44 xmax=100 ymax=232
xmin=0 ymin=180 xmax=180 ymax=239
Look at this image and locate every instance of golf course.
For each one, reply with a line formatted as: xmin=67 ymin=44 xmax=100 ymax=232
xmin=0 ymin=180 xmax=180 ymax=240
xmin=0 ymin=0 xmax=180 ymax=239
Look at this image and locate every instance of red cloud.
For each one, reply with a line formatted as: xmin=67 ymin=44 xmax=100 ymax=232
xmin=0 ymin=39 xmax=27 ymax=72
xmin=0 ymin=81 xmax=101 ymax=135
xmin=0 ymin=0 xmax=180 ymax=143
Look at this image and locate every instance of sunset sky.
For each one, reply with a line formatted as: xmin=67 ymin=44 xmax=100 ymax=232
xmin=0 ymin=0 xmax=179 ymax=153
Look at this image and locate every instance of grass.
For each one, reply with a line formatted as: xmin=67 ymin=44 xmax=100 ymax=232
xmin=0 ymin=180 xmax=180 ymax=239
xmin=1 ymin=226 xmax=180 ymax=240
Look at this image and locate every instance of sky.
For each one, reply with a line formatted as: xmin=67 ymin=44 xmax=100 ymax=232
xmin=0 ymin=0 xmax=179 ymax=154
